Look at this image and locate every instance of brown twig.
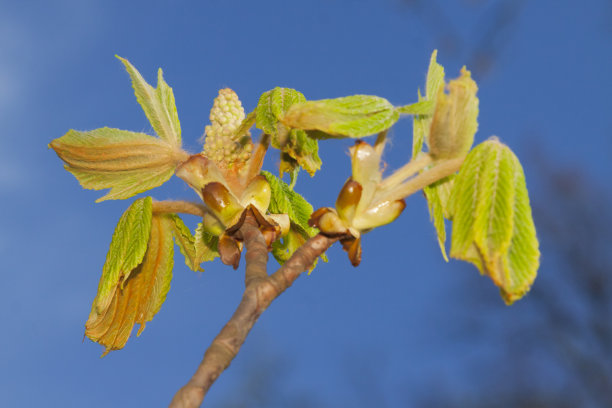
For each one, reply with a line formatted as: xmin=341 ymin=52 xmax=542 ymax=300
xmin=169 ymin=213 xmax=337 ymax=407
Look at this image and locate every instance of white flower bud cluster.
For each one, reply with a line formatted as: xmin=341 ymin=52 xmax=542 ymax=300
xmin=203 ymin=88 xmax=253 ymax=168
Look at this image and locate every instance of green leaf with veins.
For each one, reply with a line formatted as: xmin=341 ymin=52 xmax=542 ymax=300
xmin=278 ymin=129 xmax=321 ymax=176
xmin=450 ymin=138 xmax=540 ymax=304
xmin=194 ymin=222 xmax=220 ymax=266
xmin=423 ymin=174 xmax=455 ymax=261
xmin=49 ymin=127 xmax=186 ymax=202
xmin=116 ymin=56 xmax=182 ymax=148
xmin=86 ymin=211 xmax=174 ymax=355
xmin=168 ymin=214 xmax=203 ymax=272
xmin=396 ymin=100 xmax=434 ymax=115
xmin=89 ymin=197 xmax=153 ymax=317
xmin=261 ymin=171 xmax=326 ymax=267
xmin=412 ymin=50 xmax=445 ymax=159
xmin=256 ymin=87 xmax=321 ymax=176
xmin=282 ymin=95 xmax=399 ymax=138
xmin=256 ymin=87 xmax=306 ymax=137
xmin=413 ymin=50 xmax=454 ymax=261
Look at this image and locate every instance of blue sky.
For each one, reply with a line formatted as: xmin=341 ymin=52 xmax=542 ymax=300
xmin=1 ymin=0 xmax=611 ymax=406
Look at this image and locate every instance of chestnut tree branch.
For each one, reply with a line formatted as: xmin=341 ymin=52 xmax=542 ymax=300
xmin=169 ymin=215 xmax=337 ymax=408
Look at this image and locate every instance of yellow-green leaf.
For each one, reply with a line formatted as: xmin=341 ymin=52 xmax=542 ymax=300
xmin=412 ymin=50 xmax=445 ymax=159
xmin=271 ymin=224 xmax=324 ymax=271
xmin=282 ymin=95 xmax=399 ymax=138
xmin=262 ymin=171 xmax=315 ymax=235
xmin=90 ymin=197 xmax=153 ymax=317
xmin=256 ymin=87 xmax=306 ymax=138
xmin=450 ymin=139 xmax=540 ymax=304
xmin=194 ymin=222 xmax=220 ymax=265
xmin=262 ymin=171 xmax=326 ymax=267
xmin=86 ymin=207 xmax=175 ymax=355
xmin=50 ymin=127 xmax=187 ymax=202
xmin=396 ymin=100 xmax=434 ymax=115
xmin=168 ymin=214 xmax=203 ymax=272
xmin=279 ymin=129 xmax=322 ymax=177
xmin=116 ymin=56 xmax=182 ymax=147
xmin=423 ymin=174 xmax=455 ymax=261
xmin=255 ymin=88 xmax=322 ymax=176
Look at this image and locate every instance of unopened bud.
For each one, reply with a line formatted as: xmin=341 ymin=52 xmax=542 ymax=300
xmin=428 ymin=67 xmax=479 ymax=160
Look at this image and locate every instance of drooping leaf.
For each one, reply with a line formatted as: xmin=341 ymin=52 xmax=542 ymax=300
xmin=450 ymin=138 xmax=540 ymax=304
xmin=50 ymin=127 xmax=187 ymax=202
xmin=85 ymin=213 xmax=174 ymax=355
xmin=281 ymin=95 xmax=399 ymax=138
xmin=116 ymin=56 xmax=182 ymax=147
xmin=168 ymin=214 xmax=203 ymax=272
xmin=278 ymin=129 xmax=321 ymax=176
xmin=423 ymin=174 xmax=455 ymax=261
xmin=194 ymin=222 xmax=220 ymax=265
xmin=428 ymin=67 xmax=479 ymax=159
xmin=89 ymin=197 xmax=153 ymax=318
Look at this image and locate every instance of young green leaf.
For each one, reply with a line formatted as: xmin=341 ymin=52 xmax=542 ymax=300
xmin=396 ymin=100 xmax=434 ymax=115
xmin=256 ymin=87 xmax=307 ymax=138
xmin=261 ymin=171 xmax=325 ymax=266
xmin=255 ymin=88 xmax=321 ymax=175
xmin=279 ymin=129 xmax=322 ymax=176
xmin=50 ymin=127 xmax=187 ymax=202
xmin=85 ymin=213 xmax=174 ymax=355
xmin=116 ymin=56 xmax=182 ymax=147
xmin=281 ymin=95 xmax=399 ymax=138
xmin=423 ymin=174 xmax=455 ymax=261
xmin=261 ymin=171 xmax=315 ymax=234
xmin=450 ymin=138 xmax=540 ymax=304
xmin=412 ymin=50 xmax=445 ymax=159
xmin=194 ymin=222 xmax=220 ymax=265
xmin=90 ymin=197 xmax=153 ymax=317
xmin=271 ymin=224 xmax=322 ymax=271
xmin=168 ymin=214 xmax=203 ymax=272
xmin=425 ymin=50 xmax=445 ymax=103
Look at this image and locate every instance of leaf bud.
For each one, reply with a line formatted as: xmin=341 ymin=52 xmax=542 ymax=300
xmin=428 ymin=67 xmax=479 ymax=160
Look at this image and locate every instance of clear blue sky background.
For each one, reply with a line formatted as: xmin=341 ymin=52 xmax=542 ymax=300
xmin=1 ymin=0 xmax=610 ymax=406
